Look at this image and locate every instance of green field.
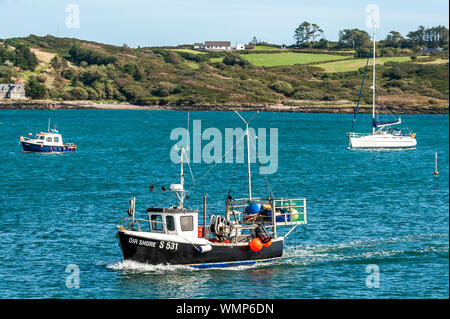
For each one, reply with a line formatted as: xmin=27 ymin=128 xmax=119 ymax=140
xmin=170 ymin=48 xmax=206 ymax=55
xmin=209 ymin=57 xmax=224 ymax=63
xmin=240 ymin=52 xmax=349 ymax=67
xmin=251 ymin=45 xmax=280 ymax=51
xmin=316 ymin=56 xmax=427 ymax=73
xmin=185 ymin=61 xmax=200 ymax=69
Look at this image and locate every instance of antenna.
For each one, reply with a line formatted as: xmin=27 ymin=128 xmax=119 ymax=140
xmin=234 ymin=111 xmax=259 ymax=201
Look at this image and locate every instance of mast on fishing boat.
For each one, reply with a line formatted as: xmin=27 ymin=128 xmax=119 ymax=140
xmin=234 ymin=111 xmax=258 ymax=201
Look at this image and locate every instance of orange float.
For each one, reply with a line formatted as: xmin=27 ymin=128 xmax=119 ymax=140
xmin=263 ymin=240 xmax=272 ymax=248
xmin=249 ymin=238 xmax=263 ymax=252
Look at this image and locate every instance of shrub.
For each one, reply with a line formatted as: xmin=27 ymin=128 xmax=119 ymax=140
xmin=269 ymin=80 xmax=294 ymax=96
xmin=70 ymin=87 xmax=88 ymax=100
xmin=152 ymin=81 xmax=178 ymax=97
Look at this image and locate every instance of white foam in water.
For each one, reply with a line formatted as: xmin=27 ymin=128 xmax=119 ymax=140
xmin=281 ymin=233 xmax=449 ymax=266
xmin=104 ymin=259 xmax=279 ymax=273
xmin=106 ymin=260 xmax=194 ymax=272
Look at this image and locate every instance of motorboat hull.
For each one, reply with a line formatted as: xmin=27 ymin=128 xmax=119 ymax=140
xmin=21 ymin=141 xmax=77 ymax=153
xmin=117 ymin=230 xmax=283 ymax=268
xmin=348 ymin=134 xmax=417 ymax=149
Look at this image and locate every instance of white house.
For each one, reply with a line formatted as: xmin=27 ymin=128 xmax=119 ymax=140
xmin=0 ymin=84 xmax=26 ymax=99
xmin=235 ymin=44 xmax=245 ymax=50
xmin=204 ymin=41 xmax=231 ymax=51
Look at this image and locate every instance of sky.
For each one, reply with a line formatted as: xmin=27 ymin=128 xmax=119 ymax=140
xmin=0 ymin=0 xmax=448 ymax=47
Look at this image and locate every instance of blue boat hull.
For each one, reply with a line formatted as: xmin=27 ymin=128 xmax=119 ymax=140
xmin=21 ymin=141 xmax=76 ymax=153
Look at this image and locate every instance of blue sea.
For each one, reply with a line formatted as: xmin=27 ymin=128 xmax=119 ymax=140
xmin=0 ymin=109 xmax=448 ymax=299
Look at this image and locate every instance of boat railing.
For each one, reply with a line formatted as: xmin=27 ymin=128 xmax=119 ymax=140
xmin=119 ymin=217 xmax=159 ymax=232
xmin=226 ymin=197 xmax=307 ymax=227
xmin=19 ymin=136 xmax=34 ymax=142
xmin=346 ymin=132 xmax=372 ymax=138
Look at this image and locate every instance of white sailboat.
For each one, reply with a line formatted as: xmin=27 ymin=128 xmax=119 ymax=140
xmin=347 ymin=24 xmax=417 ymax=149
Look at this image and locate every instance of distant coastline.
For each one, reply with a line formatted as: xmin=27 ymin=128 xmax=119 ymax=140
xmin=0 ymin=100 xmax=448 ymax=114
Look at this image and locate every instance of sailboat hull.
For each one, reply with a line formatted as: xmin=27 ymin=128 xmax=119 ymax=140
xmin=349 ymin=133 xmax=417 ymax=149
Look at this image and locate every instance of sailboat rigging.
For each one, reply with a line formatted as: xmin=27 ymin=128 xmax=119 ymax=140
xmin=347 ymin=23 xmax=417 ymax=149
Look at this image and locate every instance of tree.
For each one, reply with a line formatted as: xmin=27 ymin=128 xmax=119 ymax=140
xmin=14 ymin=45 xmax=38 ymax=71
xmin=310 ymin=24 xmax=323 ymax=43
xmin=294 ymin=22 xmax=324 ymax=47
xmin=385 ymin=31 xmax=405 ymax=49
xmin=26 ymin=78 xmax=46 ymax=99
xmin=407 ymin=25 xmax=426 ymax=46
xmin=338 ymin=29 xmax=371 ymax=49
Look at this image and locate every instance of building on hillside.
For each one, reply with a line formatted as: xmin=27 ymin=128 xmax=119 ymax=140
xmin=0 ymin=84 xmax=26 ymax=99
xmin=244 ymin=44 xmax=254 ymax=50
xmin=204 ymin=41 xmax=232 ymax=51
xmin=420 ymin=47 xmax=444 ymax=55
xmin=193 ymin=43 xmax=204 ymax=49
xmin=235 ymin=44 xmax=245 ymax=50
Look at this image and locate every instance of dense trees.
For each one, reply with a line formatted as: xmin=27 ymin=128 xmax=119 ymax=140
xmin=0 ymin=43 xmax=38 ymax=70
xmin=292 ymin=24 xmax=448 ymax=52
xmin=26 ymin=77 xmax=46 ymax=99
xmin=338 ymin=29 xmax=371 ymax=49
xmin=68 ymin=44 xmax=117 ymax=66
xmin=406 ymin=25 xmax=449 ymax=47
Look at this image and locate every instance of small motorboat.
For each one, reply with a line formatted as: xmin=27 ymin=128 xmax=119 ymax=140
xmin=116 ymin=112 xmax=307 ymax=268
xmin=19 ymin=121 xmax=77 ymax=153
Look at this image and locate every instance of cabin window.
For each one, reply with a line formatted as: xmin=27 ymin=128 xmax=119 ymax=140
xmin=46 ymin=137 xmax=52 ymax=142
xmin=39 ymin=136 xmax=45 ymax=140
xmin=180 ymin=216 xmax=193 ymax=231
xmin=150 ymin=214 xmax=163 ymax=231
xmin=166 ymin=216 xmax=175 ymax=231
xmin=54 ymin=137 xmax=59 ymax=142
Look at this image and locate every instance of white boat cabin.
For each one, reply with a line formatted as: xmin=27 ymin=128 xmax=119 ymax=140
xmin=30 ymin=130 xmax=64 ymax=147
xmin=146 ymin=207 xmax=199 ymax=238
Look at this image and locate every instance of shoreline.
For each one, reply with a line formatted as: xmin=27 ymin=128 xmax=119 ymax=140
xmin=0 ymin=100 xmax=448 ymax=114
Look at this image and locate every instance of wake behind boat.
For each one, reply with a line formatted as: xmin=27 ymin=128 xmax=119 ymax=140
xmin=347 ymin=24 xmax=417 ymax=150
xmin=116 ymin=112 xmax=307 ymax=268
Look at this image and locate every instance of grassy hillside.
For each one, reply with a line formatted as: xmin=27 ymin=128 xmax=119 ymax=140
xmin=241 ymin=52 xmax=350 ymax=66
xmin=316 ymin=56 xmax=428 ymax=73
xmin=0 ymin=35 xmax=448 ymax=110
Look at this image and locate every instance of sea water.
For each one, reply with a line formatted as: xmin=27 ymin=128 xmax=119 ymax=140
xmin=0 ymin=109 xmax=448 ymax=298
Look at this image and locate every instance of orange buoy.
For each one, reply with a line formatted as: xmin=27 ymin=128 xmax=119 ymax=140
xmin=263 ymin=240 xmax=272 ymax=248
xmin=249 ymin=238 xmax=263 ymax=252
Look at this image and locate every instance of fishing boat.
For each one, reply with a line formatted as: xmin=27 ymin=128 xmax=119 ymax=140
xmin=116 ymin=112 xmax=307 ymax=268
xmin=347 ymin=24 xmax=417 ymax=149
xmin=19 ymin=120 xmax=77 ymax=153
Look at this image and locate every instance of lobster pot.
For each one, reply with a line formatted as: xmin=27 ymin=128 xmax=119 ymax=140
xmin=255 ymin=226 xmax=271 ymax=244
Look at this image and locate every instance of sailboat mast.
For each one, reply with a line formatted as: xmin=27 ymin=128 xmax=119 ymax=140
xmin=372 ymin=23 xmax=376 ymax=134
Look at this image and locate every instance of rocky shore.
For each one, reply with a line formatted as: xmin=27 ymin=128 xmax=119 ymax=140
xmin=1 ymin=100 xmax=448 ymax=114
